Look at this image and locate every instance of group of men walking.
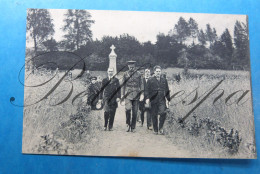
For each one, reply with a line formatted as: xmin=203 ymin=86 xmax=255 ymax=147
xmin=87 ymin=61 xmax=171 ymax=135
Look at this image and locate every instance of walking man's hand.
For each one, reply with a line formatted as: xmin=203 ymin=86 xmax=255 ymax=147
xmin=139 ymin=94 xmax=144 ymax=101
xmin=166 ymin=101 xmax=170 ymax=108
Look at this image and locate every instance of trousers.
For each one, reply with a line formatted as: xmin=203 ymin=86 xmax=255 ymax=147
xmin=103 ymin=101 xmax=117 ymax=129
xmin=140 ymin=109 xmax=151 ymax=128
xmin=151 ymin=101 xmax=167 ymax=132
xmin=104 ymin=108 xmax=116 ymax=129
xmin=125 ymin=99 xmax=138 ymax=129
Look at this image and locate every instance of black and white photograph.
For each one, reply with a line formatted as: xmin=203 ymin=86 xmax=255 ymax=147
xmin=22 ymin=9 xmax=256 ymax=158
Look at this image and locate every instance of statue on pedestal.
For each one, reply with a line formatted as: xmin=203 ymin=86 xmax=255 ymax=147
xmin=109 ymin=45 xmax=117 ymax=75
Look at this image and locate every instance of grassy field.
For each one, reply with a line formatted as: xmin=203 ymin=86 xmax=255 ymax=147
xmin=164 ymin=68 xmax=256 ymax=158
xmin=22 ymin=69 xmax=102 ymax=154
xmin=22 ymin=68 xmax=256 ymax=158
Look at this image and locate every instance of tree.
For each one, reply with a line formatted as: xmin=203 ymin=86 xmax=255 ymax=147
xmin=173 ymin=17 xmax=190 ymax=44
xmin=233 ymin=20 xmax=249 ymax=68
xmin=156 ymin=33 xmax=184 ymax=67
xmin=75 ymin=40 xmax=98 ymax=58
xmin=212 ymin=28 xmax=218 ymax=41
xmin=62 ymin=10 xmax=94 ymax=51
xmin=188 ymin=18 xmax=199 ymax=43
xmin=117 ymin=34 xmax=142 ymax=57
xmin=211 ymin=29 xmax=233 ymax=69
xmin=42 ymin=38 xmax=58 ymax=51
xmin=206 ymin=24 xmax=217 ymax=45
xmin=142 ymin=41 xmax=155 ymax=55
xmin=26 ymin=9 xmax=54 ymax=54
xmin=220 ymin=29 xmax=233 ymax=62
xmin=198 ymin=29 xmax=206 ymax=45
xmin=97 ymin=36 xmax=118 ymax=58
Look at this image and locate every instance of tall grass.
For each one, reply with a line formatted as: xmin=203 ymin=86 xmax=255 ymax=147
xmin=22 ymin=69 xmax=93 ymax=154
xmin=165 ymin=69 xmax=256 ymax=158
xmin=22 ymin=68 xmax=256 ymax=158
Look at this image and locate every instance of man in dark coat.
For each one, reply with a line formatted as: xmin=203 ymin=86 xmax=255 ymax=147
xmin=87 ymin=76 xmax=100 ymax=110
xmin=145 ymin=66 xmax=171 ymax=135
xmin=139 ymin=68 xmax=152 ymax=129
xmin=99 ymin=68 xmax=121 ymax=131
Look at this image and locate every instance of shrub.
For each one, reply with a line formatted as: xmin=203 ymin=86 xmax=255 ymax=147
xmin=217 ymin=128 xmax=242 ymax=154
xmin=168 ymin=112 xmax=242 ymax=155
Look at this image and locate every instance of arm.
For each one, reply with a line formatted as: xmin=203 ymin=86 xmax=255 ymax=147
xmin=116 ymin=79 xmax=121 ymax=99
xmin=139 ymin=76 xmax=144 ymax=101
xmin=165 ymin=79 xmax=171 ymax=101
xmin=86 ymin=85 xmax=92 ymax=105
xmin=99 ymin=79 xmax=105 ymax=100
xmin=139 ymin=73 xmax=144 ymax=92
xmin=122 ymin=73 xmax=126 ymax=98
xmin=145 ymin=79 xmax=151 ymax=101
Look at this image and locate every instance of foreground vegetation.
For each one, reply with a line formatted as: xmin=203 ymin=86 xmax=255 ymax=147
xmin=22 ymin=68 xmax=256 ymax=158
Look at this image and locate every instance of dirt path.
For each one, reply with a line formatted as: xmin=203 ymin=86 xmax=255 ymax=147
xmin=78 ymin=104 xmax=192 ymax=158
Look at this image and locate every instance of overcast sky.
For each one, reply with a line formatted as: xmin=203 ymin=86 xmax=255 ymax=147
xmin=47 ymin=9 xmax=247 ymax=44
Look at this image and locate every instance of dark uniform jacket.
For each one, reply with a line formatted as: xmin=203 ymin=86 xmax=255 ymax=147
xmin=100 ymin=77 xmax=121 ymax=107
xmin=87 ymin=83 xmax=100 ymax=106
xmin=145 ymin=76 xmax=171 ymax=105
xmin=122 ymin=69 xmax=143 ymax=100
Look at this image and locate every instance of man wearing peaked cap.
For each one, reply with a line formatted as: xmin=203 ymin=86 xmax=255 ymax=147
xmin=122 ymin=60 xmax=144 ymax=132
xmin=90 ymin=76 xmax=97 ymax=80
xmin=127 ymin=60 xmax=136 ymax=64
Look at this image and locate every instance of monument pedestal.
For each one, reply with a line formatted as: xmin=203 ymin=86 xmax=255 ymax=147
xmin=109 ymin=45 xmax=117 ymax=76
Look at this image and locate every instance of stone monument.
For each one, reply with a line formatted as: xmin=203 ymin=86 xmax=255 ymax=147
xmin=109 ymin=45 xmax=117 ymax=75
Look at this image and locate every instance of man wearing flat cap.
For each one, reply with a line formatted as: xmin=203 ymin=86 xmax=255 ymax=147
xmin=87 ymin=76 xmax=100 ymax=110
xmin=122 ymin=60 xmax=144 ymax=132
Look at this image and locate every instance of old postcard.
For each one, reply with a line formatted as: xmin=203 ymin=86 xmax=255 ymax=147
xmin=21 ymin=9 xmax=256 ymax=158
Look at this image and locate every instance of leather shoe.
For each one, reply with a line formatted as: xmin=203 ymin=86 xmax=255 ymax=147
xmin=131 ymin=128 xmax=135 ymax=133
xmin=159 ymin=129 xmax=164 ymax=135
xmin=153 ymin=131 xmax=158 ymax=135
xmin=126 ymin=125 xmax=130 ymax=132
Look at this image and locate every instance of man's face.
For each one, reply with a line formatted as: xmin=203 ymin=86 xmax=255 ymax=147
xmin=128 ymin=64 xmax=135 ymax=71
xmin=145 ymin=70 xmax=150 ymax=78
xmin=154 ymin=68 xmax=161 ymax=77
xmin=91 ymin=79 xmax=96 ymax=84
xmin=108 ymin=69 xmax=114 ymax=77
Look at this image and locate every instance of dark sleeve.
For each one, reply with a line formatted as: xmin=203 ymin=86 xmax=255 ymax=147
xmin=139 ymin=73 xmax=144 ymax=92
xmin=87 ymin=85 xmax=92 ymax=104
xmin=145 ymin=79 xmax=151 ymax=100
xmin=122 ymin=73 xmax=126 ymax=97
xmin=99 ymin=79 xmax=105 ymax=100
xmin=116 ymin=79 xmax=121 ymax=99
xmin=87 ymin=85 xmax=91 ymax=96
xmin=141 ymin=78 xmax=145 ymax=97
xmin=165 ymin=79 xmax=171 ymax=101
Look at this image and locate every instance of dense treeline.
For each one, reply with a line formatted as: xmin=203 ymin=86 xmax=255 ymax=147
xmin=27 ymin=9 xmax=250 ymax=71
